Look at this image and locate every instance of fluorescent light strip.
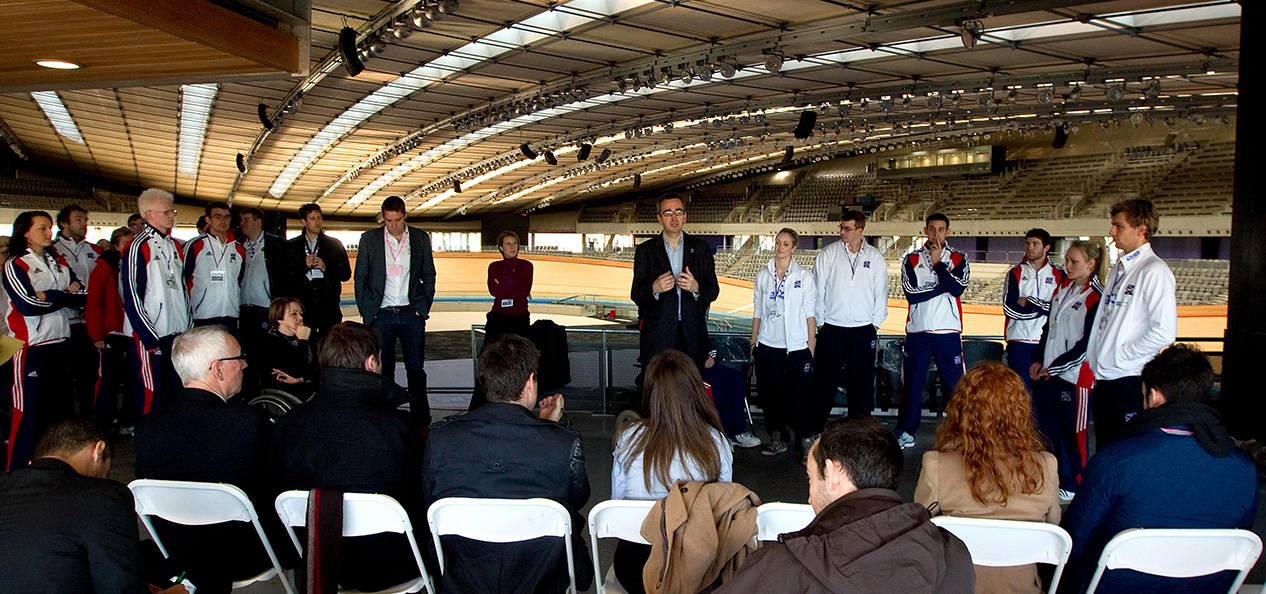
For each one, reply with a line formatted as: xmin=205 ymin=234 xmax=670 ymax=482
xmin=267 ymin=0 xmax=657 ymax=199
xmin=342 ymin=1 xmax=1236 ymax=207
xmin=177 ymin=84 xmax=218 ymax=180
xmin=30 ymin=91 xmax=84 ymax=144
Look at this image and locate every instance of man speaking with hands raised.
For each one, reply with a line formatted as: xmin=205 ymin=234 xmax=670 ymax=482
xmin=631 ymin=193 xmax=719 ymax=371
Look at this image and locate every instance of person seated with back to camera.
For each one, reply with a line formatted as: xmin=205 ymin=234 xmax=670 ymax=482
xmin=915 ymin=362 xmax=1060 ymax=594
xmin=611 ymin=349 xmax=734 ymax=594
xmin=256 ymin=296 xmax=317 ymax=400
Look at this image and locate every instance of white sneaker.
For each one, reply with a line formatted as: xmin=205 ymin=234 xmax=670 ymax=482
xmin=896 ymin=431 xmax=915 ymax=450
xmin=730 ymin=432 xmax=761 ymax=449
xmin=1059 ymin=489 xmax=1076 ymax=503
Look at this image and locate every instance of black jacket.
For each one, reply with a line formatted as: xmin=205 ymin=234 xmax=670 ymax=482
xmin=257 ymin=330 xmax=317 ymax=399
xmin=239 ymin=231 xmax=300 ymax=302
xmin=0 ymin=458 xmax=150 ymax=594
xmin=716 ymin=489 xmax=975 ymax=594
xmin=424 ymin=402 xmax=593 ymax=594
xmin=631 ymin=232 xmax=719 ymax=366
xmin=133 ymin=387 xmax=292 ymax=588
xmin=287 ymin=232 xmax=351 ymax=328
xmin=271 ymin=366 xmax=423 ymax=592
xmin=354 ymin=225 xmax=437 ymax=324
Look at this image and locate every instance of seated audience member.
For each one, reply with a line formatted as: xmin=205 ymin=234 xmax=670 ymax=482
xmin=1061 ymin=344 xmax=1259 ymax=594
xmin=133 ymin=325 xmax=289 ymax=594
xmin=701 ymin=349 xmax=761 ymax=449
xmin=612 ymin=349 xmax=734 ymax=594
xmin=256 ymin=296 xmax=317 ymax=399
xmin=271 ymin=322 xmax=422 ymax=592
xmin=424 ymin=334 xmax=593 ymax=594
xmin=0 ymin=419 xmax=186 ymax=594
xmin=717 ymin=417 xmax=974 ymax=594
xmin=915 ymin=362 xmax=1059 ymax=594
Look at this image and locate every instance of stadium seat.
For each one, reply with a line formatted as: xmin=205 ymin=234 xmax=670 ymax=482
xmin=586 ymin=499 xmax=655 ymax=594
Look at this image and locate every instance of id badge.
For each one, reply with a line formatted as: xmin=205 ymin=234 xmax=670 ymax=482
xmin=387 ymin=265 xmax=403 ymax=277
xmin=165 ymin=276 xmax=178 ymax=288
xmin=768 ymin=304 xmax=781 ymax=319
xmin=500 ymin=298 xmax=514 ymax=308
xmin=210 ymin=270 xmax=226 ymax=283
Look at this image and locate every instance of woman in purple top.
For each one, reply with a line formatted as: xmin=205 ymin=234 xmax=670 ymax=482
xmin=486 ymin=230 xmax=533 ymax=341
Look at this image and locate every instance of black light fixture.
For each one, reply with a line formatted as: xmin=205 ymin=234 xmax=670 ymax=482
xmin=453 ymin=179 xmax=462 ymax=193
xmin=257 ymin=103 xmax=273 ymax=130
xmin=781 ymin=145 xmax=794 ymax=165
xmin=338 ymin=27 xmax=365 ymax=76
xmin=520 ymin=143 xmax=538 ymax=159
xmin=596 ymin=148 xmax=612 ymax=163
xmin=764 ymin=49 xmax=785 ymax=73
xmin=544 ymin=151 xmax=557 ymax=166
xmin=793 ymin=111 xmax=817 ymax=140
xmin=235 ymin=153 xmax=249 ymax=174
xmin=577 ymin=143 xmax=593 ymax=161
xmin=633 ymin=173 xmax=641 ymax=189
xmin=961 ymin=20 xmax=983 ymax=50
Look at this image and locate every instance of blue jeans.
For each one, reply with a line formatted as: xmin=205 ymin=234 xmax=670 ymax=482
xmin=896 ymin=332 xmax=964 ymax=435
xmin=373 ymin=308 xmax=429 ymax=424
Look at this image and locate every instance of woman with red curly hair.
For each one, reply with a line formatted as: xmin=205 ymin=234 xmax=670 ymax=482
xmin=914 ymin=361 xmax=1060 ymax=594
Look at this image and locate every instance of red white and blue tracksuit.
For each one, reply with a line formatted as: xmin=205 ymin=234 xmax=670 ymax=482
xmin=183 ymin=232 xmax=246 ymax=334
xmin=1003 ymin=258 xmax=1065 ymax=392
xmin=1033 ymin=277 xmax=1102 ymax=493
xmin=121 ymin=224 xmax=191 ymax=416
xmin=3 ymin=248 xmax=84 ymax=470
xmin=897 ymin=242 xmax=969 ymax=436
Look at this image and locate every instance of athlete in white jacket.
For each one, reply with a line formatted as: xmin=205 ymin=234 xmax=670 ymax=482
xmin=1003 ymin=228 xmax=1064 ymax=393
xmin=183 ymin=202 xmax=246 ymax=333
xmin=1085 ymin=199 xmax=1177 ymax=446
xmin=750 ymin=228 xmax=817 ymax=457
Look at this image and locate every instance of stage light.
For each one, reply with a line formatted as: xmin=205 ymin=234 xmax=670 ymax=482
xmin=764 ymin=49 xmax=784 ymax=74
xmin=961 ymin=20 xmax=983 ymax=50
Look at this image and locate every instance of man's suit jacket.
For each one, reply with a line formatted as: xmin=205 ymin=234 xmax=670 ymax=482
xmin=0 ymin=458 xmax=150 ymax=594
xmin=287 ymin=232 xmax=351 ymax=328
xmin=354 ymin=225 xmax=436 ymax=325
xmin=631 ymin=232 xmax=719 ymax=366
xmin=133 ymin=387 xmax=292 ymax=586
xmin=239 ymin=231 xmax=300 ymax=302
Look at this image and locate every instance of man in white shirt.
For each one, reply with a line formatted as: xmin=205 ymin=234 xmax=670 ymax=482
xmin=1003 ymin=228 xmax=1064 ymax=393
xmin=183 ymin=202 xmax=246 ymax=335
xmin=1086 ymin=199 xmax=1177 ymax=446
xmin=811 ymin=210 xmax=888 ymax=435
xmin=353 ymin=196 xmax=436 ymax=425
xmin=237 ymin=207 xmax=297 ymax=357
xmin=54 ymin=204 xmax=102 ymax=416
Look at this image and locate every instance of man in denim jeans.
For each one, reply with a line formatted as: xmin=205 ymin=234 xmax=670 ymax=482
xmin=353 ymin=196 xmax=436 ymax=425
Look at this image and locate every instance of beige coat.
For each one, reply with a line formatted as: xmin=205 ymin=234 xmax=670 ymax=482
xmin=915 ymin=450 xmax=1061 ymax=594
xmin=640 ymin=480 xmax=760 ymax=594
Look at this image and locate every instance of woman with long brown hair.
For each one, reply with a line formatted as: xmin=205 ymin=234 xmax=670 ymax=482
xmin=914 ymin=362 xmax=1059 ymax=594
xmin=611 ymin=348 xmax=733 ymax=594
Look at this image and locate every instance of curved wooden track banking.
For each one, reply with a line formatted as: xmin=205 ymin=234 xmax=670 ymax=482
xmin=346 ymin=253 xmax=1227 ymax=345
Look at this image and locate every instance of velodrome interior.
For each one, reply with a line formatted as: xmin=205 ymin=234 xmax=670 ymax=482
xmin=0 ymin=0 xmax=1258 ymax=591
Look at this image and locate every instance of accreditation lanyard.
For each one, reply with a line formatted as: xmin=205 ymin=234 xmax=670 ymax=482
xmin=845 ymin=245 xmax=863 ymax=286
xmin=385 ymin=228 xmax=407 ymax=264
xmin=206 ymin=236 xmax=232 ymax=269
xmin=768 ymin=268 xmax=788 ymax=318
xmin=305 ymin=236 xmax=319 ymax=257
xmin=155 ymin=237 xmax=180 ymax=287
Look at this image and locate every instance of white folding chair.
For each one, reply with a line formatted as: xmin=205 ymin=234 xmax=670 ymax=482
xmin=128 ymin=479 xmax=295 ymax=594
xmin=755 ymin=502 xmax=816 ymax=542
xmin=427 ymin=497 xmax=577 ymax=594
xmin=1085 ymin=528 xmax=1262 ymax=594
xmin=930 ymin=516 xmax=1073 ymax=593
xmin=273 ymin=490 xmax=436 ymax=594
xmin=587 ymin=500 xmax=655 ymax=594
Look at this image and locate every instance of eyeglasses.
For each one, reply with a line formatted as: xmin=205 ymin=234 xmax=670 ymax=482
xmin=659 ymin=209 xmax=685 ymax=218
xmin=211 ymin=354 xmax=247 ymax=367
xmin=839 ymin=225 xmax=858 ymax=232
xmin=155 ymin=209 xmax=177 ymax=216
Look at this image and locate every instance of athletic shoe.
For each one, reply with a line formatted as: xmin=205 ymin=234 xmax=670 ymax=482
xmin=730 ymin=432 xmax=761 ymax=449
xmin=118 ymin=426 xmax=135 ymax=437
xmin=761 ymin=441 xmax=788 ymax=456
xmin=896 ymin=431 xmax=915 ymax=450
xmin=1059 ymin=489 xmax=1076 ymax=503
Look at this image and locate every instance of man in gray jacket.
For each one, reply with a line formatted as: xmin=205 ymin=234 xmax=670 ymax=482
xmin=353 ymin=196 xmax=436 ymax=424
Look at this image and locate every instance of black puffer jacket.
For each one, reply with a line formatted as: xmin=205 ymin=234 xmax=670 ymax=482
xmin=716 ymin=488 xmax=975 ymax=594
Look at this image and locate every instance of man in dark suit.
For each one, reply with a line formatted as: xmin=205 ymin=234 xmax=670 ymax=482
xmin=288 ymin=203 xmax=351 ymax=338
xmin=238 ymin=207 xmax=299 ymax=356
xmin=271 ymin=322 xmax=424 ymax=592
xmin=133 ymin=325 xmax=292 ymax=594
xmin=424 ymin=334 xmax=593 ymax=594
xmin=354 ymin=196 xmax=436 ymax=425
xmin=0 ymin=419 xmax=185 ymax=594
xmin=631 ymin=193 xmax=719 ymax=369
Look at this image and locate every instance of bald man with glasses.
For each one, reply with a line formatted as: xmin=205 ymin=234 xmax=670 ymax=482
xmin=631 ymin=193 xmax=719 ymax=371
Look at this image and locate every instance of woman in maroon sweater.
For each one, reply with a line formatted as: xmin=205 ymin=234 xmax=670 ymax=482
xmin=86 ymin=227 xmax=133 ymax=427
xmin=486 ymin=230 xmax=533 ymax=341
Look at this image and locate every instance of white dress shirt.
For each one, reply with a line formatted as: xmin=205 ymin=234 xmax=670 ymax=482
xmin=382 ymin=228 xmax=411 ymax=308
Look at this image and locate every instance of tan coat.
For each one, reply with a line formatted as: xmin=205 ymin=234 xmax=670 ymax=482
xmin=914 ymin=450 xmax=1061 ymax=594
xmin=640 ymin=480 xmax=760 ymax=594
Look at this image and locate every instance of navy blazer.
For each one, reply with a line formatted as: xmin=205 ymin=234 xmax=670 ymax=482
xmin=630 ymin=232 xmax=719 ymax=366
xmin=354 ymin=225 xmax=436 ymax=324
xmin=0 ymin=458 xmax=150 ymax=594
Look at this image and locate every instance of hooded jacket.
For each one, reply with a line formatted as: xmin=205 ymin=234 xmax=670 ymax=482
xmin=716 ymin=488 xmax=975 ymax=594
